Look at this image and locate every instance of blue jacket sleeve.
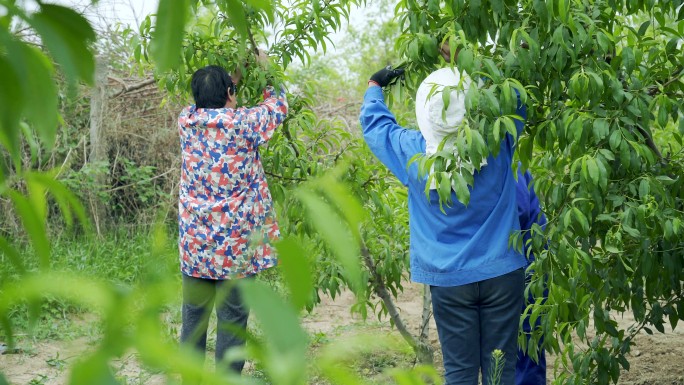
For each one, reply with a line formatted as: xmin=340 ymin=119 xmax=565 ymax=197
xmin=525 ymin=171 xmax=546 ymax=230
xmin=517 ymin=170 xmax=547 ymax=261
xmin=517 ymin=170 xmax=547 ymax=232
xmin=359 ymin=86 xmax=424 ymax=186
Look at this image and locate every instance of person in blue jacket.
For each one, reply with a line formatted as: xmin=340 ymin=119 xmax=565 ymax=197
xmin=359 ymin=59 xmax=527 ymax=385
xmin=515 ymin=169 xmax=547 ymax=385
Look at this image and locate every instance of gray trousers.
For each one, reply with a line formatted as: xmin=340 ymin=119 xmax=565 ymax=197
xmin=180 ymin=274 xmax=250 ymax=375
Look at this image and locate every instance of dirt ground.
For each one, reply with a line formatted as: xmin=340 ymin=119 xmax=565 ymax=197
xmin=1 ymin=281 xmax=683 ymax=385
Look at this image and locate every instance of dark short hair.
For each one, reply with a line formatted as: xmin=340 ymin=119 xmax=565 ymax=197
xmin=190 ymin=65 xmax=236 ymax=108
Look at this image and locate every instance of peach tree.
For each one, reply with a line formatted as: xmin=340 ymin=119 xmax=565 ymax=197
xmin=131 ymin=0 xmax=436 ymax=362
xmin=0 ymin=1 xmax=434 ymax=385
xmin=392 ymin=0 xmax=684 ymax=383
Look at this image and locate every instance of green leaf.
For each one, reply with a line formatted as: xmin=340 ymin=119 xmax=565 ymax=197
xmin=240 ymin=279 xmax=307 ymax=353
xmin=604 ymin=245 xmax=620 ymax=253
xmin=563 ymin=209 xmax=573 ymax=229
xmin=621 ymin=46 xmax=635 ymax=75
xmin=316 ymin=175 xmax=367 ymax=241
xmin=27 ymin=172 xmax=89 ymax=229
xmin=452 ymin=172 xmax=470 ymax=206
xmin=0 ymin=237 xmax=25 ymax=276
xmin=593 ymin=119 xmax=609 ymax=140
xmin=246 ymin=0 xmax=275 ymax=23
xmin=609 ymin=129 xmax=622 ymax=151
xmin=421 ymin=34 xmax=439 ymax=59
xmin=557 ymin=0 xmax=569 ymax=22
xmin=573 ymin=207 xmax=589 ymax=235
xmin=68 ymin=353 xmax=119 ymax=385
xmin=596 ymin=31 xmax=612 ymax=54
xmin=274 ymin=238 xmax=313 ymax=310
xmin=221 ymin=0 xmax=249 ymax=39
xmin=638 ymin=178 xmax=650 ymax=199
xmin=484 ymin=89 xmax=500 ymax=115
xmin=151 ymin=0 xmax=190 ymax=72
xmin=12 ymin=45 xmax=59 ymax=149
xmin=0 ymin=55 xmax=23 ymax=156
xmin=586 ymin=157 xmax=599 ymax=185
xmin=622 ymin=223 xmax=641 ymax=238
xmin=657 ymin=103 xmax=669 ymax=127
xmin=442 ymin=86 xmax=452 ymax=114
xmin=482 ymin=59 xmax=501 ymax=82
xmin=503 ymin=116 xmax=518 ymax=142
xmin=240 ymin=280 xmax=307 ymax=384
xmin=438 ymin=172 xmax=452 ymax=205
xmin=296 ymin=189 xmax=363 ymax=291
xmin=456 ymin=48 xmax=474 ymax=73
xmin=9 ymin=191 xmax=50 ymax=270
xmin=30 ymin=4 xmax=95 ymax=84
xmin=598 ymin=148 xmax=615 ymax=161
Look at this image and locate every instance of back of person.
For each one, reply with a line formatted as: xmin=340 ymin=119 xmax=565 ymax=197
xmin=177 ymin=61 xmax=287 ymax=380
xmin=360 ymin=63 xmax=526 ymax=385
xmin=403 ymin=135 xmax=522 ymax=286
xmin=178 ymin=87 xmax=287 ymax=279
xmin=179 ymin=106 xmax=272 ymax=199
xmin=361 ymin=66 xmax=526 ymax=287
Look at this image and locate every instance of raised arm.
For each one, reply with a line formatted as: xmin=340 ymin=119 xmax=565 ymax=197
xmin=243 ymin=86 xmax=288 ymax=147
xmin=360 ymin=67 xmax=424 ymax=186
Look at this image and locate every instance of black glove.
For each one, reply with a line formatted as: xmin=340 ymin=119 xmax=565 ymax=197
xmin=370 ymin=66 xmax=405 ymax=87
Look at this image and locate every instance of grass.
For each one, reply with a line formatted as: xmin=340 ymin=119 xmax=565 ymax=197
xmin=0 ymin=226 xmax=181 ymax=343
xmin=244 ymin=327 xmax=416 ymax=385
xmin=0 ymin=226 xmax=423 ymax=385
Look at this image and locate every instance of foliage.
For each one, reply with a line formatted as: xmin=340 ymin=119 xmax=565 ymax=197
xmin=487 ymin=349 xmax=505 ymax=385
xmin=129 ymin=0 xmax=430 ymax=357
xmin=392 ymin=0 xmax=684 ymax=383
xmin=0 ymin=0 xmax=436 ymax=384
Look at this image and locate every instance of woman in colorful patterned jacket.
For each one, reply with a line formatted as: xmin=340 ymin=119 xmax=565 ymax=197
xmin=177 ymin=52 xmax=288 ymax=377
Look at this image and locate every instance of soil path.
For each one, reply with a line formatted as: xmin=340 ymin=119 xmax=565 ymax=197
xmin=1 ymin=282 xmax=683 ymax=384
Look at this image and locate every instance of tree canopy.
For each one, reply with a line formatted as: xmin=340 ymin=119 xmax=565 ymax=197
xmin=0 ymin=0 xmax=682 ymax=384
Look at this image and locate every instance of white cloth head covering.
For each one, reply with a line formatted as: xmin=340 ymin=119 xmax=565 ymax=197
xmin=415 ymin=67 xmax=486 ymax=189
xmin=415 ymin=67 xmax=470 ymax=155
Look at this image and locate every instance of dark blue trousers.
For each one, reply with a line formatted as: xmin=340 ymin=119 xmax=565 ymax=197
xmin=515 ymin=284 xmax=547 ymax=385
xmin=180 ymin=275 xmax=250 ymax=375
xmin=431 ymin=269 xmax=524 ymax=385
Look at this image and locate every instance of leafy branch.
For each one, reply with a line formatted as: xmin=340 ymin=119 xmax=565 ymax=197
xmin=360 ymin=241 xmax=433 ymax=364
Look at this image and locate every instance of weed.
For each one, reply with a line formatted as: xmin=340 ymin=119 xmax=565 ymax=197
xmin=46 ymin=352 xmax=67 ymax=370
xmin=311 ymin=331 xmax=330 ymax=346
xmin=487 ymin=349 xmax=505 ymax=385
xmin=28 ymin=374 xmax=49 ymax=385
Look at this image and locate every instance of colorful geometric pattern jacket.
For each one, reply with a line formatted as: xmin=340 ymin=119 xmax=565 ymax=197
xmin=178 ymin=86 xmax=288 ymax=280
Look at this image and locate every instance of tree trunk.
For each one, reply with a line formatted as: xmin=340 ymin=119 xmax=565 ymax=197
xmin=360 ymin=243 xmax=434 ymax=364
xmin=420 ymin=284 xmax=432 ymax=351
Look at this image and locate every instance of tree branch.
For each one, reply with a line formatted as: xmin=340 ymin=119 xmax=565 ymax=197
xmin=273 ymin=0 xmax=335 ymax=56
xmin=636 ymin=125 xmax=664 ymax=161
xmin=109 ymin=77 xmax=156 ymax=98
xmin=648 ymin=66 xmax=684 ymax=96
xmin=246 ymin=25 xmax=260 ymax=55
xmin=102 ymin=169 xmax=176 ymax=193
xmin=360 ymin=242 xmax=433 ymax=363
xmin=265 ymin=171 xmax=307 ymax=182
